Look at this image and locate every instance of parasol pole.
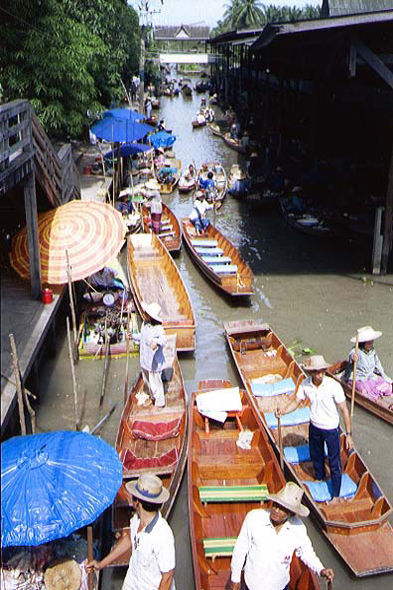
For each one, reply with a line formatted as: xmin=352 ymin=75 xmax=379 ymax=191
xmin=277 ymin=408 xmax=284 ymax=471
xmin=100 ymin=313 xmax=110 ymax=407
xmin=87 ymin=526 xmax=94 ymax=590
xmin=112 ymin=125 xmax=115 ymax=208
xmin=66 ymin=250 xmax=78 ymax=353
xmin=124 ymin=310 xmax=131 ymax=405
xmin=66 ymin=317 xmax=80 ymax=430
xmin=351 ymin=330 xmax=360 ymax=418
xmin=9 ymin=334 xmax=26 ymax=435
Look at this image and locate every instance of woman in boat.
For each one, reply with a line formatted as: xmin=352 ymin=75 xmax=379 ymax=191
xmin=145 ymin=96 xmax=152 ymax=120
xmin=189 ymin=190 xmax=213 ymax=236
xmin=135 ymin=302 xmax=167 ymax=408
xmin=346 ymin=326 xmax=392 ymax=401
xmin=231 ymin=482 xmax=334 ymax=590
xmin=276 ymin=355 xmax=353 ymax=505
xmin=146 ymin=192 xmax=162 ymax=235
xmin=86 ymin=473 xmax=175 ymax=590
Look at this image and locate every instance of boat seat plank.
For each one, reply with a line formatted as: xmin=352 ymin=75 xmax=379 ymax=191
xmin=302 ymin=474 xmax=357 ymax=502
xmin=210 ymin=265 xmax=238 ymax=274
xmin=202 ymin=256 xmax=232 ymax=265
xmin=191 ymin=239 xmax=218 ymax=247
xmin=250 ymin=377 xmax=295 ymax=398
xmin=265 ymin=407 xmax=310 ymax=428
xmin=199 ymin=484 xmax=268 ymax=503
xmin=203 ymin=537 xmax=236 ymax=560
xmin=195 ymin=247 xmax=224 ymax=256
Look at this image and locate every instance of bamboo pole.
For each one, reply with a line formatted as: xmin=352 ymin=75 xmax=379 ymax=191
xmin=87 ymin=526 xmax=94 ymax=590
xmin=124 ymin=310 xmax=131 ymax=405
xmin=9 ymin=334 xmax=26 ymax=435
xmin=66 ymin=317 xmax=79 ymax=430
xmin=99 ymin=314 xmax=110 ymax=407
xmin=66 ymin=250 xmax=78 ymax=350
xmin=91 ymin=403 xmax=117 ymax=435
xmin=351 ymin=331 xmax=360 ymax=418
xmin=112 ymin=126 xmax=115 ymax=209
xmin=2 ymin=368 xmax=36 ymax=432
xmin=277 ymin=410 xmax=284 ymax=471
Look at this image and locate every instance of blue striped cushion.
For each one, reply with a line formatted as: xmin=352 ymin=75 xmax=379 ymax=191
xmin=251 ymin=377 xmax=295 ymax=398
xmin=303 ymin=474 xmax=357 ymax=502
xmin=284 ymin=443 xmax=327 ymax=464
xmin=265 ymin=407 xmax=310 ymax=428
xmin=210 ymin=265 xmax=237 ymax=274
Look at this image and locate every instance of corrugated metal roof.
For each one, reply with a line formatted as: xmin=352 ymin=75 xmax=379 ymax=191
xmin=322 ymin=0 xmax=393 ymax=17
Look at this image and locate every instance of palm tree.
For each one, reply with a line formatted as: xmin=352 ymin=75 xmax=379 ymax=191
xmin=223 ymin=0 xmax=241 ymax=29
xmin=235 ymin=0 xmax=265 ymax=28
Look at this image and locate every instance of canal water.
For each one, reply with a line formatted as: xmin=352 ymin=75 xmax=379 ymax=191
xmin=35 ymin=76 xmax=392 ymax=590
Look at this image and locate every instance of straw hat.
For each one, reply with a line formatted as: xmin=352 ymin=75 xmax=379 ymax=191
xmin=232 ymin=166 xmax=246 ymax=180
xmin=351 ymin=326 xmax=382 ymax=343
xmin=44 ymin=560 xmax=81 ymax=590
xmin=141 ymin=301 xmax=163 ymax=323
xmin=126 ymin=473 xmax=170 ymax=504
xmin=302 ymin=355 xmax=329 ymax=372
xmin=146 ymin=179 xmax=161 ymax=191
xmin=195 ymin=190 xmax=204 ymax=199
xmin=164 ymin=159 xmax=172 ymax=166
xmin=268 ymin=482 xmax=309 ymax=517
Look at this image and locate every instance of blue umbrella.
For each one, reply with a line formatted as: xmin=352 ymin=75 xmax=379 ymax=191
xmin=104 ymin=143 xmax=153 ymax=160
xmin=91 ymin=117 xmax=153 ymax=143
xmin=1 ymin=431 xmax=123 ymax=547
xmin=150 ymin=131 xmax=176 ymax=149
xmin=103 ymin=108 xmax=145 ymax=121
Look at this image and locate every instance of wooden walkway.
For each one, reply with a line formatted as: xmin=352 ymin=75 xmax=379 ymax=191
xmin=1 ymin=269 xmax=65 ymax=433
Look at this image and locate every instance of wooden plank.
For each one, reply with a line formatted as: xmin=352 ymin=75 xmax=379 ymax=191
xmin=23 ymin=170 xmax=42 ymax=298
xmin=354 ymin=38 xmax=393 ymax=90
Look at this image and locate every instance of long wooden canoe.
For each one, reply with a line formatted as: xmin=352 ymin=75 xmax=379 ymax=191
xmin=182 ymin=219 xmax=254 ymax=297
xmin=142 ymin=202 xmax=182 ymax=253
xmin=279 ymin=197 xmax=335 ymax=238
xmin=112 ymin=346 xmax=188 ymax=566
xmin=223 ymin=133 xmax=246 ymax=154
xmin=188 ymin=379 xmax=321 ymax=590
xmin=127 ymin=233 xmax=196 ymax=351
xmin=198 ymin=162 xmax=227 ymax=209
xmin=328 ymin=360 xmax=393 ymax=425
xmin=224 ymin=320 xmax=393 ymax=577
xmin=207 ymin=122 xmax=224 ymax=138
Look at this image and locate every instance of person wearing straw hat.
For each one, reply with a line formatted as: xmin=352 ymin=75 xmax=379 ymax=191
xmin=86 ymin=474 xmax=175 ymax=590
xmin=189 ymin=190 xmax=213 ymax=236
xmin=345 ymin=326 xmax=392 ymax=402
xmin=134 ymin=302 xmax=167 ymax=407
xmin=277 ymin=355 xmax=353 ymax=505
xmin=231 ymin=482 xmax=334 ymax=590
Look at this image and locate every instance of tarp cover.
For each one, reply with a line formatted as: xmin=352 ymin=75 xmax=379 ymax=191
xmin=150 ymin=131 xmax=176 ymax=149
xmin=1 ymin=431 xmax=122 ymax=547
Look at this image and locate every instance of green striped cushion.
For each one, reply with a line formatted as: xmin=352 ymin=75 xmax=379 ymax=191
xmin=199 ymin=484 xmax=268 ymax=503
xmin=203 ymin=537 xmax=237 ymax=558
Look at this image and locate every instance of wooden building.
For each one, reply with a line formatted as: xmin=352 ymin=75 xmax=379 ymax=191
xmin=209 ymin=9 xmax=393 ymax=273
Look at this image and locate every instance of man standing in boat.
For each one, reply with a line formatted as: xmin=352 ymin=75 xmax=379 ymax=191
xmin=86 ymin=473 xmax=175 ymax=590
xmin=135 ymin=302 xmax=167 ymax=408
xmin=231 ymin=482 xmax=334 ymax=590
xmin=189 ymin=190 xmax=213 ymax=236
xmin=276 ymin=355 xmax=354 ymax=505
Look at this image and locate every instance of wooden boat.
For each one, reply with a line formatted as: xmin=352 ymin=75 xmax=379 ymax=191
xmin=156 ymin=157 xmax=181 ymax=194
xmin=192 ymin=118 xmax=207 ymax=128
xmin=145 ymin=115 xmax=157 ymax=127
xmin=127 ymin=233 xmax=196 ymax=351
xmin=223 ymin=132 xmax=246 ymax=154
xmin=188 ymin=379 xmax=321 ymax=590
xmin=198 ymin=162 xmax=227 ymax=209
xmin=227 ymin=164 xmax=250 ymax=199
xmin=151 ymin=98 xmax=160 ymax=109
xmin=207 ymin=122 xmax=224 ymax=138
xmin=142 ymin=202 xmax=182 ymax=253
xmin=112 ymin=345 xmax=188 ymax=566
xmin=224 ymin=319 xmax=393 ymax=577
xmin=279 ymin=197 xmax=335 ymax=238
xmin=178 ymin=174 xmax=197 ymax=193
xmin=182 ymin=219 xmax=254 ymax=297
xmin=328 ymin=360 xmax=393 ymax=425
xmin=181 ymin=84 xmax=192 ymax=97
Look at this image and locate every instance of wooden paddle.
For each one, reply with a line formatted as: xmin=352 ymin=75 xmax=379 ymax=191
xmin=124 ymin=310 xmax=131 ymax=405
xmin=327 ymin=581 xmax=333 ymax=590
xmin=87 ymin=526 xmax=94 ymax=590
xmin=277 ymin=409 xmax=284 ymax=470
xmin=350 ymin=330 xmax=360 ymax=418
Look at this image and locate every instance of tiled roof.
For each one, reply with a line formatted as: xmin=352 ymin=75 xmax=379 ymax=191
xmin=155 ymin=25 xmax=210 ymax=39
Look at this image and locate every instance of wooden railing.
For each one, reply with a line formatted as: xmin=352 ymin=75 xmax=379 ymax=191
xmin=0 ymin=99 xmax=80 ymax=204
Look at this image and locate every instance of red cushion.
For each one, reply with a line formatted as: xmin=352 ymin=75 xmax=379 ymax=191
xmin=131 ymin=418 xmax=181 ymax=441
xmin=120 ymin=447 xmax=179 ymax=471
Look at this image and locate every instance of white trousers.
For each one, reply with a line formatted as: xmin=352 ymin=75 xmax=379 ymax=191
xmin=142 ymin=369 xmax=165 ymax=406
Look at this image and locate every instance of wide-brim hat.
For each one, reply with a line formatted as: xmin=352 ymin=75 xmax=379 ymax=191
xmin=146 ymin=179 xmax=161 ymax=191
xmin=195 ymin=190 xmax=204 ymax=199
xmin=126 ymin=473 xmax=170 ymax=504
xmin=268 ymin=482 xmax=309 ymax=518
xmin=302 ymin=355 xmax=329 ymax=372
xmin=141 ymin=301 xmax=163 ymax=322
xmin=164 ymin=160 xmax=172 ymax=166
xmin=44 ymin=559 xmax=81 ymax=590
xmin=351 ymin=326 xmax=382 ymax=343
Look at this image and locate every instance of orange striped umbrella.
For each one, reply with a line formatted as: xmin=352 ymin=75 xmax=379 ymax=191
xmin=10 ymin=201 xmax=126 ymax=284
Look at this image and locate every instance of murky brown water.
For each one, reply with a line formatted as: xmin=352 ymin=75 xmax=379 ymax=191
xmin=35 ymin=75 xmax=393 ymax=590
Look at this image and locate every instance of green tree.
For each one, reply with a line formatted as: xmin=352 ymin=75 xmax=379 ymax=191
xmin=235 ymin=0 xmax=265 ymax=28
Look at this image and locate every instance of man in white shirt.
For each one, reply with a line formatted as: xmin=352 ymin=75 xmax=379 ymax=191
xmin=231 ymin=482 xmax=333 ymax=590
xmin=277 ymin=355 xmax=353 ymax=504
xmin=86 ymin=473 xmax=175 ymax=590
xmin=189 ymin=190 xmax=213 ymax=235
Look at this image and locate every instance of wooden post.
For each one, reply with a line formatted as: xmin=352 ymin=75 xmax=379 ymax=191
xmin=66 ymin=317 xmax=79 ymax=430
xmin=351 ymin=332 xmax=359 ymax=418
xmin=372 ymin=206 xmax=384 ymax=275
xmin=9 ymin=333 xmax=26 ymax=435
xmin=124 ymin=311 xmax=131 ymax=405
xmin=65 ymin=250 xmax=78 ymax=351
xmin=23 ymin=170 xmax=42 ymax=299
xmin=277 ymin=412 xmax=284 ymax=471
xmin=381 ymin=143 xmax=393 ymax=274
xmin=87 ymin=526 xmax=94 ymax=590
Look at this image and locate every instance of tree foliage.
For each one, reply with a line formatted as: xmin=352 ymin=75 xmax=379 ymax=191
xmin=212 ymin=2 xmax=321 ymax=35
xmin=0 ymin=0 xmax=140 ymax=138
